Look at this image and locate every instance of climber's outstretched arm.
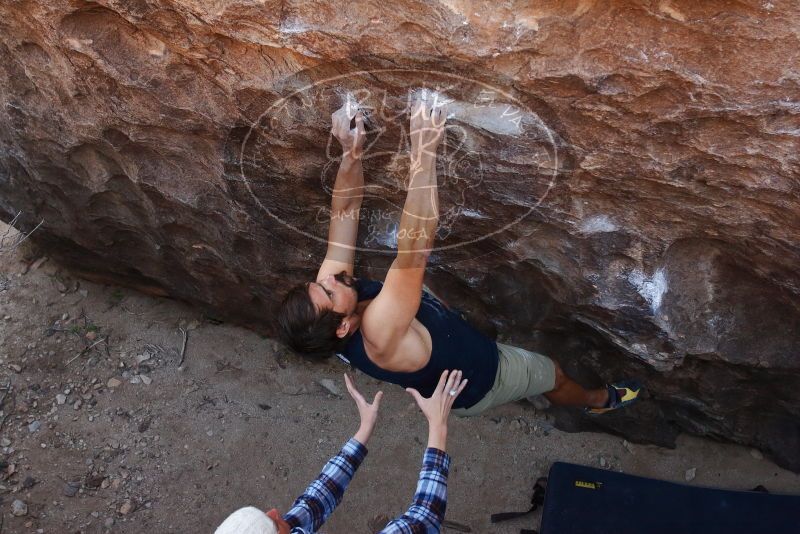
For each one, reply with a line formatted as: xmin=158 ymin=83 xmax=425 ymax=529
xmin=317 ymin=104 xmax=366 ymax=281
xmin=361 ymin=97 xmax=445 ymax=356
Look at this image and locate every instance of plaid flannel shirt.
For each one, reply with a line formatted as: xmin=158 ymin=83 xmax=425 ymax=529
xmin=284 ymin=438 xmax=451 ymax=534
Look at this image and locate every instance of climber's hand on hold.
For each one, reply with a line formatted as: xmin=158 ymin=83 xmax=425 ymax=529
xmin=331 ymin=103 xmax=366 ymax=160
xmin=409 ymin=94 xmax=445 ymax=165
xmin=317 ymin=102 xmax=367 ymax=279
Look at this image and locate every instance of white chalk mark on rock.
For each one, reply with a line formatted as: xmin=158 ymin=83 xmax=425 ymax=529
xmin=628 ymin=268 xmax=668 ymax=312
xmin=460 ymin=208 xmax=489 ymax=219
xmin=579 ymin=215 xmax=617 ymax=234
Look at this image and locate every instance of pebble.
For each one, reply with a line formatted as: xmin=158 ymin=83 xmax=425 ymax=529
xmin=85 ymin=331 xmax=97 ymax=341
xmin=119 ymin=500 xmax=134 ymax=515
xmin=73 ymin=400 xmax=82 ymax=410
xmin=30 ymin=256 xmax=48 ymax=270
xmin=107 ymin=378 xmax=122 ymax=388
xmin=28 ymin=420 xmax=41 ymax=433
xmin=9 ymin=364 xmax=22 ymax=373
xmin=104 ymin=517 xmax=115 ymax=528
xmin=750 ymin=448 xmax=764 ymax=460
xmin=0 ymin=438 xmax=10 ymax=447
xmin=56 ymin=394 xmax=67 ymax=405
xmin=685 ymin=467 xmax=697 ymax=481
xmin=140 ymin=375 xmax=152 ymax=385
xmin=11 ymin=499 xmax=28 ymax=516
xmin=538 ymin=420 xmax=554 ymax=433
xmin=63 ymin=481 xmax=81 ymax=497
xmin=135 ymin=353 xmax=151 ymax=365
xmin=599 ymin=457 xmax=607 ymax=468
xmin=527 ymin=395 xmax=551 ymax=410
xmin=317 ymin=379 xmax=342 ymax=397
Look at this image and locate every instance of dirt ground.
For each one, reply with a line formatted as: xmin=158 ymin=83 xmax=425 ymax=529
xmin=0 ymin=226 xmax=798 ymax=534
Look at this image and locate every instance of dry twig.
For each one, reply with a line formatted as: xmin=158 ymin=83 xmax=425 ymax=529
xmin=0 ymin=381 xmax=14 ymax=434
xmin=0 ymin=211 xmax=44 ymax=254
xmin=66 ymin=335 xmax=108 ymax=365
xmin=178 ymin=327 xmax=188 ymax=366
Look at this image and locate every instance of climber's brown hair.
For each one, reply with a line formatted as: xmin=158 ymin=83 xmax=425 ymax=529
xmin=277 ymin=282 xmax=345 ymax=358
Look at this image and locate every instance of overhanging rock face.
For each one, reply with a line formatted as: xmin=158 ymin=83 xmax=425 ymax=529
xmin=1 ymin=1 xmax=799 ymax=469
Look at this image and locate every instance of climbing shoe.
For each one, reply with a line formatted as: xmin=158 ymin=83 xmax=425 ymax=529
xmin=586 ymin=380 xmax=642 ymax=415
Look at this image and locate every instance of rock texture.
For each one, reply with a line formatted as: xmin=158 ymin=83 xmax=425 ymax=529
xmin=1 ymin=2 xmax=798 ymax=469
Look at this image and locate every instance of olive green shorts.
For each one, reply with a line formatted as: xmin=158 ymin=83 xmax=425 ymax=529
xmin=452 ymin=342 xmax=557 ymax=417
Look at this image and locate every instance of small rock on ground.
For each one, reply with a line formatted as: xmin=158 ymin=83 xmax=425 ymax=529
xmin=526 ymin=395 xmax=551 ymax=410
xmin=107 ymin=378 xmax=122 ymax=388
xmin=318 ymin=378 xmax=342 ymax=397
xmin=11 ymin=499 xmax=28 ymax=516
xmin=63 ymin=481 xmax=81 ymax=497
xmin=685 ymin=467 xmax=697 ymax=481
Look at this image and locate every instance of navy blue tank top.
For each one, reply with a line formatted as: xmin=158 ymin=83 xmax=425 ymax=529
xmin=339 ymin=278 xmax=499 ymax=409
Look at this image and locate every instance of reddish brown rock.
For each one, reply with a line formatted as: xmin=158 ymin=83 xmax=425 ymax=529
xmin=1 ymin=2 xmax=798 ymax=469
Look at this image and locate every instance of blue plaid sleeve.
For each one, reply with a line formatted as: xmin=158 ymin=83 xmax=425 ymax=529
xmin=378 ymin=447 xmax=451 ymax=534
xmin=283 ymin=438 xmax=367 ymax=533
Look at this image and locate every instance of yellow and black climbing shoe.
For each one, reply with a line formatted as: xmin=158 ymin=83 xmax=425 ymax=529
xmin=586 ymin=380 xmax=642 ymax=415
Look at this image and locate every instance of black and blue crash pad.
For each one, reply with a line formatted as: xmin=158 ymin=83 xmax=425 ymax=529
xmin=539 ymin=462 xmax=800 ymax=534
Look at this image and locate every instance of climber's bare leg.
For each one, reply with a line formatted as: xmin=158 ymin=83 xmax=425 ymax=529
xmin=544 ymin=361 xmax=609 ymax=408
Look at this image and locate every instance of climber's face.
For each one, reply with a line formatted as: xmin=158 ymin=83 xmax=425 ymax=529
xmin=307 ymin=271 xmax=358 ymax=317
